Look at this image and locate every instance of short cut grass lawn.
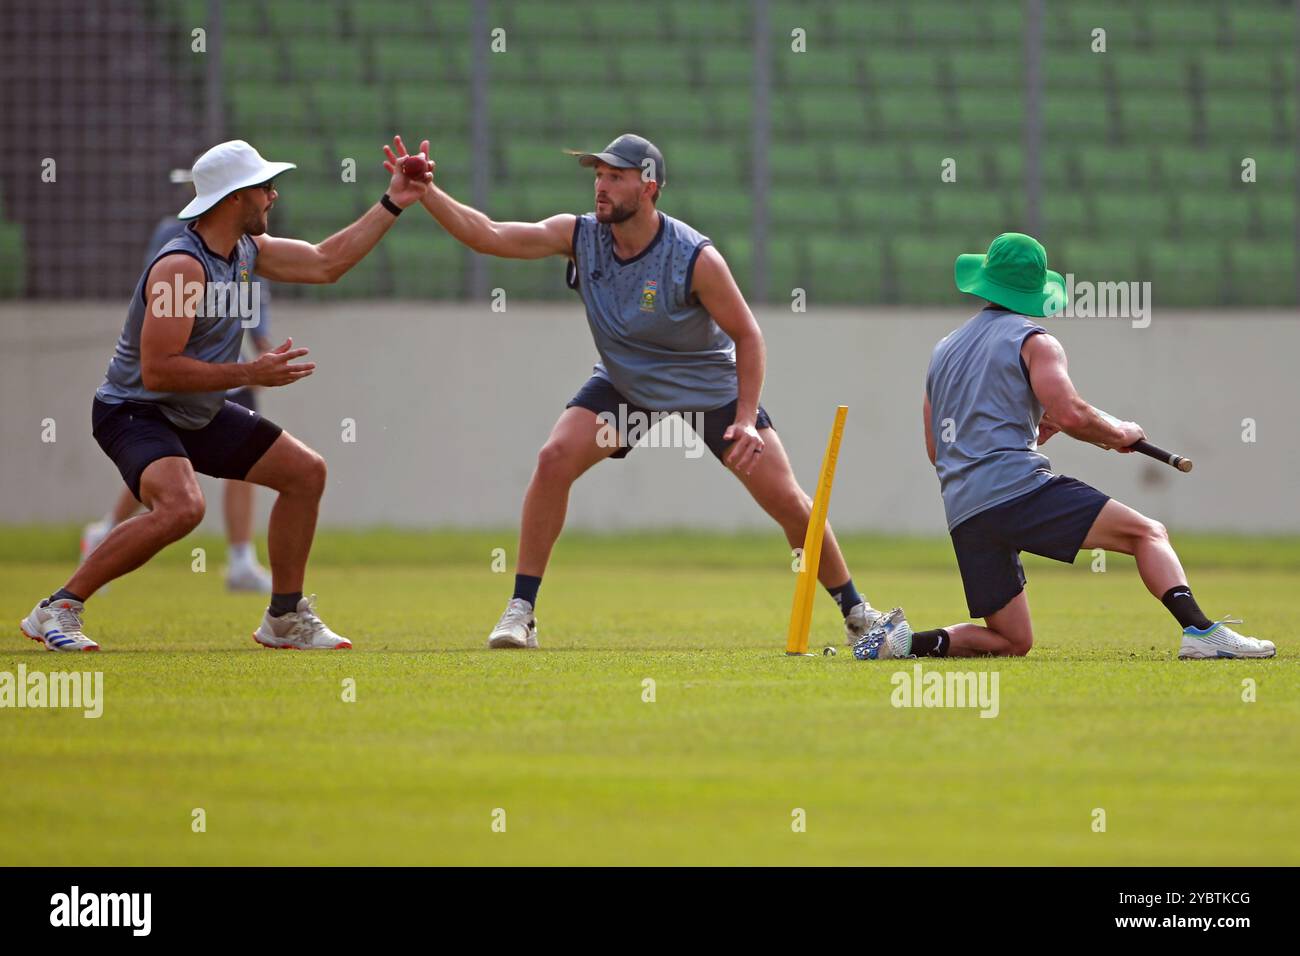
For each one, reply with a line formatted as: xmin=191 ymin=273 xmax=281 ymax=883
xmin=1 ymin=528 xmax=1296 ymax=865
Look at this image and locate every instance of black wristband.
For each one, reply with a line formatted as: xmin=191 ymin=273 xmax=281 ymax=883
xmin=380 ymin=193 xmax=403 ymax=216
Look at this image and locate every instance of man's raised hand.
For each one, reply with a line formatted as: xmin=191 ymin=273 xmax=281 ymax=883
xmin=249 ymin=337 xmax=315 ymax=387
xmin=382 ymin=135 xmax=434 ymax=208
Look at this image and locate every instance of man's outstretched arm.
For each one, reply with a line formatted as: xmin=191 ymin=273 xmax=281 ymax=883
xmin=254 ymin=135 xmax=432 ymax=284
xmin=419 ymin=185 xmax=574 ymax=259
xmin=409 ymin=147 xmax=574 ymax=260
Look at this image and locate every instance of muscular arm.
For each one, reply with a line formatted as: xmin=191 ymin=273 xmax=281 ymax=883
xmin=254 ymin=134 xmax=430 ymax=283
xmin=418 ymin=184 xmax=575 ymax=259
xmin=141 ymin=255 xmax=255 ymax=392
xmin=691 ymin=244 xmax=765 ymax=426
xmin=1022 ymin=333 xmax=1131 ymax=448
xmin=923 ymin=392 xmax=936 ymax=465
xmin=141 ymin=255 xmax=313 ymax=393
xmin=252 ymin=203 xmax=402 ymax=284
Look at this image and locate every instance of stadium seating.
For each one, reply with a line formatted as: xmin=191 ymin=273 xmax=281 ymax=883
xmin=0 ymin=219 xmax=25 ymax=297
xmin=7 ymin=0 xmax=1283 ymax=305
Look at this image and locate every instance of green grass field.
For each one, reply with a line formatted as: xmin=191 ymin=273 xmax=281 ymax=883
xmin=2 ymin=528 xmax=1296 ymax=866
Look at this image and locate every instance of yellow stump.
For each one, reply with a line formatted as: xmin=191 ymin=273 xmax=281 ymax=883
xmin=785 ymin=405 xmax=848 ymax=656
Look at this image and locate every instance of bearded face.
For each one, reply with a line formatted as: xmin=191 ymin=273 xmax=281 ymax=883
xmin=594 ymin=194 xmax=638 ymax=224
xmin=593 ymin=164 xmax=650 ymax=223
xmin=238 ymin=183 xmax=276 ymax=235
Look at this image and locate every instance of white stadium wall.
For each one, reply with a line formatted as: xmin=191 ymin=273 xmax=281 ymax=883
xmin=1 ymin=302 xmax=1297 ymax=533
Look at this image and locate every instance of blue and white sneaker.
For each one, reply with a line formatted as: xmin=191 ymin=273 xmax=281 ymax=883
xmin=1178 ymin=618 xmax=1275 ymax=659
xmin=20 ymin=599 xmax=100 ymax=652
xmin=852 ymin=607 xmax=912 ymax=660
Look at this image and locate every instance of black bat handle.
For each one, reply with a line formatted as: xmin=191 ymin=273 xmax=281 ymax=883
xmin=1130 ymin=439 xmax=1193 ymax=473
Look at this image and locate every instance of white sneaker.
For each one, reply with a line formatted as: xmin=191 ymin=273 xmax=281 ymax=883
xmin=80 ymin=519 xmax=111 ymax=563
xmin=20 ymin=599 xmax=100 ymax=652
xmin=253 ymin=596 xmax=352 ymax=650
xmin=1178 ymin=618 xmax=1275 ymax=659
xmin=844 ymin=602 xmax=885 ymax=645
xmin=226 ymin=561 xmax=273 ymax=593
xmin=488 ymin=598 xmax=538 ymax=649
xmin=852 ymin=607 xmax=913 ymax=660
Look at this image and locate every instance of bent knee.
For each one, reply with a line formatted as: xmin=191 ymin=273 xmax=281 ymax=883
xmin=1007 ymin=636 xmax=1034 ymax=656
xmin=299 ymin=450 xmax=327 ymax=496
xmin=998 ymin=629 xmax=1033 ymax=656
xmin=273 ymin=447 xmax=327 ymax=497
xmin=535 ymin=441 xmax=581 ymax=483
xmin=1119 ymin=513 xmax=1168 ymax=548
xmin=157 ymin=490 xmax=205 ymax=536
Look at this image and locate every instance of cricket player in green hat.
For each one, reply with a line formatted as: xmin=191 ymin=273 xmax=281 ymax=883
xmin=857 ymin=233 xmax=1274 ymax=661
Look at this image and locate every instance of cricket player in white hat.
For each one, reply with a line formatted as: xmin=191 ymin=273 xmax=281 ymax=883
xmin=20 ymin=136 xmax=431 ymax=652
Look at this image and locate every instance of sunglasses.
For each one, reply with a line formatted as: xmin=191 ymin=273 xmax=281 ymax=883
xmin=253 ymin=180 xmax=277 ymax=194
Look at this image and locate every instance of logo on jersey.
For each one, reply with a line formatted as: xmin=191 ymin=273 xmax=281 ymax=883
xmin=239 ymin=260 xmax=249 ymax=283
xmin=639 ymin=279 xmax=658 ymax=313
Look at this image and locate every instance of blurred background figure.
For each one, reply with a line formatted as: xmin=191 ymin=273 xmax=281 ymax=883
xmin=80 ymin=166 xmax=275 ymax=593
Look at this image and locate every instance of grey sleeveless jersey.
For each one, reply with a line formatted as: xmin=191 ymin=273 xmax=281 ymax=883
xmin=568 ymin=211 xmax=737 ymax=411
xmin=143 ymin=217 xmax=271 ymax=398
xmin=926 ymin=307 xmax=1054 ymax=530
xmin=96 ymin=223 xmax=260 ymax=429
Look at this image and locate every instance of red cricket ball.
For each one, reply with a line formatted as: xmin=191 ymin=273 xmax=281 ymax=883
xmin=399 ymin=154 xmax=430 ymax=178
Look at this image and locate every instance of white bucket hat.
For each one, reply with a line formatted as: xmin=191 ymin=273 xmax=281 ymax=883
xmin=177 ymin=140 xmax=296 ymax=220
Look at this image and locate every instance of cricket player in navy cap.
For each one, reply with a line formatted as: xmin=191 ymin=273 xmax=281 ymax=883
xmin=400 ymin=133 xmax=902 ymax=649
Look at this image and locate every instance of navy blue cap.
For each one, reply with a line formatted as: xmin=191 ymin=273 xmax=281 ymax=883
xmin=577 ymin=133 xmax=666 ymax=186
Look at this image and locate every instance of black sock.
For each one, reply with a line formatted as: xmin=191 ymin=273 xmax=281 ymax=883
xmin=269 ymin=591 xmax=303 ymax=618
xmin=1161 ymin=585 xmax=1213 ymax=630
xmin=911 ymin=628 xmax=950 ymax=657
xmin=513 ymin=574 xmax=542 ymax=609
xmin=826 ymin=578 xmax=863 ymax=618
xmin=43 ymin=588 xmax=85 ymax=607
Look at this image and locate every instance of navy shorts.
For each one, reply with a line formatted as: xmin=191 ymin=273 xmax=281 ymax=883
xmin=92 ymin=397 xmax=283 ymax=501
xmin=227 ymin=386 xmax=258 ymax=413
xmin=949 ymin=475 xmax=1111 ymax=618
xmin=565 ymin=375 xmax=773 ymax=462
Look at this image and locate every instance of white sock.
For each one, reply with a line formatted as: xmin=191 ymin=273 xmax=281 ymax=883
xmin=229 ymin=541 xmax=256 ymax=566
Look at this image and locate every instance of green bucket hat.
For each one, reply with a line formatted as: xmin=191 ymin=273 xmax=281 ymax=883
xmin=954 ymin=232 xmax=1066 ymax=318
